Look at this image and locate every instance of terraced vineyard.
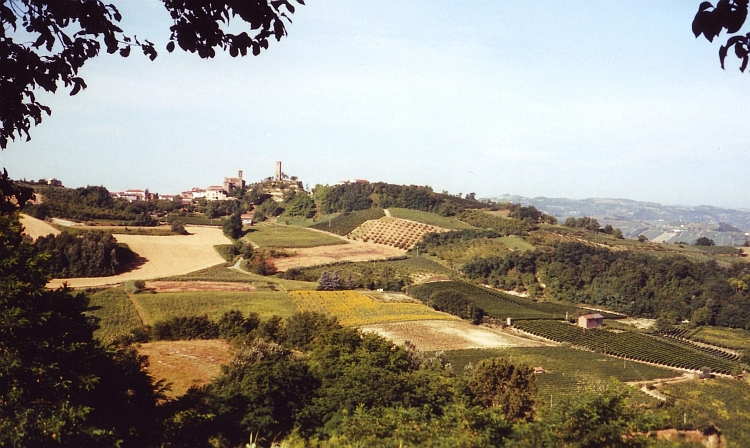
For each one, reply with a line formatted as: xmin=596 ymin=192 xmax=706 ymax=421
xmin=409 ymin=281 xmax=613 ymax=321
xmin=348 ymin=217 xmax=446 ymax=249
xmin=289 ymin=290 xmax=455 ymax=326
xmin=446 ymin=347 xmax=677 ymax=400
xmin=310 ymin=208 xmax=385 ymax=235
xmin=514 ymin=320 xmax=738 ymax=374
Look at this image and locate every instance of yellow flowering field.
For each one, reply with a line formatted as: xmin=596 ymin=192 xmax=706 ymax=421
xmin=289 ymin=290 xmax=457 ymax=326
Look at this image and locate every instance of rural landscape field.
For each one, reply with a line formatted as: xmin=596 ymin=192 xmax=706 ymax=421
xmin=9 ymin=175 xmax=750 ymax=447
xmin=7 ymin=2 xmax=750 ymax=446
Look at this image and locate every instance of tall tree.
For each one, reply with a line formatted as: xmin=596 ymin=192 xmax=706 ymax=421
xmin=0 ymin=171 xmax=164 ymax=447
xmin=1 ymin=0 xmax=304 ymax=149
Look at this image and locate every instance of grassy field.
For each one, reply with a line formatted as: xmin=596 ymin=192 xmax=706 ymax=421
xmin=86 ymin=287 xmax=143 ymax=343
xmin=289 ymin=290 xmax=456 ymax=326
xmin=244 ymin=223 xmax=347 ymax=248
xmin=310 ymin=208 xmax=385 ymax=235
xmin=660 ymin=378 xmax=750 ymax=448
xmin=688 ymin=326 xmax=750 ymax=351
xmin=387 ymin=208 xmax=475 ymax=229
xmin=445 ymin=347 xmax=677 ymax=400
xmin=136 ymin=291 xmax=297 ymax=323
xmin=161 ymin=264 xmax=318 ymax=290
xmin=283 ymin=213 xmax=340 ymax=227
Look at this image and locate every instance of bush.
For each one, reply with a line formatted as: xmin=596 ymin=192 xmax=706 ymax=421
xmin=170 ymin=221 xmax=188 ymax=235
xmin=123 ymin=280 xmax=145 ymax=294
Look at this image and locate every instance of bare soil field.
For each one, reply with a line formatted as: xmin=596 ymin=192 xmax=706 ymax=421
xmin=138 ymin=339 xmax=231 ymax=398
xmin=269 ymin=239 xmax=405 ymax=272
xmin=359 ymin=320 xmax=548 ymax=351
xmin=145 ymin=281 xmax=256 ymax=293
xmin=47 ymin=226 xmax=229 ymax=288
xmin=20 ymin=214 xmax=60 ymax=239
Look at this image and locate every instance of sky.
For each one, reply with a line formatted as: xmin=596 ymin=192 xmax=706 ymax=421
xmin=3 ymin=1 xmax=750 ymax=209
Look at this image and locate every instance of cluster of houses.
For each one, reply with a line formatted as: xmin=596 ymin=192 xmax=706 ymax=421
xmin=110 ymin=162 xmax=303 ymax=206
xmin=110 ymin=170 xmax=249 ymax=204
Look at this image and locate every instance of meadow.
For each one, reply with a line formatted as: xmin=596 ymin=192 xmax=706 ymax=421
xmin=85 ymin=287 xmax=143 ymax=343
xmin=289 ymin=290 xmax=456 ymax=326
xmin=244 ymin=223 xmax=347 ymax=248
xmin=445 ymin=346 xmax=678 ymax=400
xmin=136 ymin=291 xmax=297 ymax=323
xmin=387 ymin=208 xmax=475 ymax=229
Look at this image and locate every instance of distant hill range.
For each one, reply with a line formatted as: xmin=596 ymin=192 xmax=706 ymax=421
xmin=492 ymin=195 xmax=750 ymax=246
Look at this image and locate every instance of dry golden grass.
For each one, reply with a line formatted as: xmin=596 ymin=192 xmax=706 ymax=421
xmin=20 ymin=214 xmax=60 ymax=239
xmin=289 ymin=290 xmax=456 ymax=326
xmin=48 ymin=226 xmax=230 ymax=288
xmin=138 ymin=339 xmax=232 ymax=398
xmin=359 ymin=320 xmax=547 ymax=351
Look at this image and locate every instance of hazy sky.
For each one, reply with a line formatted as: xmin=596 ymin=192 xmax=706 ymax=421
xmin=3 ymin=1 xmax=750 ymax=208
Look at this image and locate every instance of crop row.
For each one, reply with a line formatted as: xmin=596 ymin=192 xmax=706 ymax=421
xmin=349 ymin=218 xmax=445 ymax=249
xmin=514 ymin=320 xmax=738 ymax=374
xmin=655 ymin=332 xmax=740 ymax=361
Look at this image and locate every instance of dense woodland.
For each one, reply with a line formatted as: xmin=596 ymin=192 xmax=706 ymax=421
xmin=34 ymin=231 xmax=138 ymax=277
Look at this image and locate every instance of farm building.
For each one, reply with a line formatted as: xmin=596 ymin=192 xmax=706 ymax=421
xmin=578 ymin=313 xmax=604 ymax=329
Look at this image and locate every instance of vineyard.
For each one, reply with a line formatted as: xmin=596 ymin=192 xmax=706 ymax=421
xmin=513 ymin=320 xmax=739 ymax=374
xmin=310 ymin=208 xmax=385 ymax=235
xmin=85 ymin=288 xmax=143 ymax=343
xmin=386 ymin=208 xmax=475 ymax=229
xmin=348 ymin=217 xmax=446 ymax=249
xmin=527 ymin=230 xmax=624 ymax=250
xmin=288 ymin=290 xmax=456 ymax=326
xmin=408 ymin=281 xmax=608 ymax=321
xmin=660 ymin=378 xmax=750 ymax=446
xmin=445 ymin=347 xmax=677 ymax=400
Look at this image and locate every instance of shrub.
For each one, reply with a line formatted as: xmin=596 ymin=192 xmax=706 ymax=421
xmin=123 ymin=280 xmax=145 ymax=294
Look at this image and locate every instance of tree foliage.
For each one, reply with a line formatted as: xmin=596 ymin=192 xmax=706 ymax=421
xmin=466 ymin=357 xmax=536 ymax=423
xmin=1 ymin=0 xmax=304 ymax=148
xmin=34 ymin=230 xmax=136 ymax=277
xmin=693 ymin=0 xmax=750 ymax=72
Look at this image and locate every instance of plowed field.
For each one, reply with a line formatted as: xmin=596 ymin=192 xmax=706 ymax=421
xmin=269 ymin=239 xmax=405 ymax=272
xmin=359 ymin=320 xmax=547 ymax=351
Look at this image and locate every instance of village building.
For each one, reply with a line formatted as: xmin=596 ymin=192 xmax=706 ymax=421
xmin=223 ymin=170 xmax=245 ymax=193
xmin=577 ymin=314 xmax=604 ymax=329
xmin=205 ymin=186 xmax=229 ymax=201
